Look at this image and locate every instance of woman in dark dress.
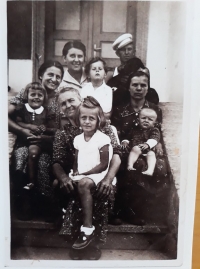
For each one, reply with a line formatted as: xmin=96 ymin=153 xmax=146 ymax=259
xmin=111 ymin=70 xmax=171 ymax=225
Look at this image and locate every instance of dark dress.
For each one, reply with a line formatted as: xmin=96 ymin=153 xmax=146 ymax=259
xmin=52 ymin=120 xmax=121 ymax=244
xmin=111 ymin=100 xmax=171 ymax=223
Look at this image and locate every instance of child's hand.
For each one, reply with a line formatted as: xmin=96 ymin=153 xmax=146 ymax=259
xmin=28 ymin=124 xmax=39 ymax=132
xmin=138 ymin=143 xmax=149 ymax=151
xmin=121 ymin=141 xmax=129 ymax=149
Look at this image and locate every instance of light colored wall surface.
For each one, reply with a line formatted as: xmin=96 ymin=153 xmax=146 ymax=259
xmin=8 ymin=60 xmax=32 ymax=93
xmin=146 ymin=2 xmax=186 ymax=103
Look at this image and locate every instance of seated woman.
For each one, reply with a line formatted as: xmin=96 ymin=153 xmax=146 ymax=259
xmin=111 ymin=70 xmax=171 ymax=225
xmin=52 ymin=87 xmax=121 ymax=259
xmin=107 ymin=63 xmax=159 ymax=106
xmin=8 ymin=60 xmax=64 ymax=221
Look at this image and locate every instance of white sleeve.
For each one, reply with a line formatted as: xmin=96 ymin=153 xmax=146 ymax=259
xmin=73 ymin=135 xmax=79 ymax=150
xmin=80 ymin=86 xmax=88 ymax=99
xmin=146 ymin=139 xmax=158 ymax=149
xmin=101 ymin=87 xmax=113 ymax=113
xmin=98 ymin=132 xmax=111 ymax=149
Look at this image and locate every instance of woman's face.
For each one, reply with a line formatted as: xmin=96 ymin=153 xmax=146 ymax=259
xmin=64 ymin=48 xmax=85 ymax=73
xmin=41 ymin=66 xmax=62 ymax=91
xmin=129 ymin=76 xmax=148 ymax=100
xmin=58 ymin=91 xmax=81 ymax=118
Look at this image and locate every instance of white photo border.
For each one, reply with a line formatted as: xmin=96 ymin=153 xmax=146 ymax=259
xmin=1 ymin=0 xmax=200 ymax=268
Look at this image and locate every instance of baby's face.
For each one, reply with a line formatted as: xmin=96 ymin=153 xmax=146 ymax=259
xmin=139 ymin=109 xmax=157 ymax=129
xmin=28 ymin=89 xmax=45 ymax=109
xmin=89 ymin=61 xmax=106 ymax=82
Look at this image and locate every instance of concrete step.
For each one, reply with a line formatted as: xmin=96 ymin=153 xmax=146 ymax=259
xmin=11 ymin=218 xmax=169 ymax=252
xmin=11 ymin=246 xmax=170 ymax=260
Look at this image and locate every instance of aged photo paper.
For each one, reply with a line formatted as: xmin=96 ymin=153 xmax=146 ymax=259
xmin=1 ymin=0 xmax=200 ymax=268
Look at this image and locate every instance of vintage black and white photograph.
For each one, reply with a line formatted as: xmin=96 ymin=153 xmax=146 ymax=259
xmin=3 ymin=0 xmax=200 ymax=267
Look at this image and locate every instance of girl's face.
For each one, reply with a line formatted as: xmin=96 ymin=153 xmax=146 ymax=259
xmin=79 ymin=106 xmax=98 ymax=134
xmin=129 ymin=76 xmax=148 ymax=100
xmin=28 ymin=89 xmax=45 ymax=109
xmin=89 ymin=61 xmax=106 ymax=82
xmin=41 ymin=66 xmax=62 ymax=92
xmin=58 ymin=91 xmax=81 ymax=119
xmin=64 ymin=48 xmax=85 ymax=73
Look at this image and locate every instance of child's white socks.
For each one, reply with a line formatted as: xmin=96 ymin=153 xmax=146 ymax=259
xmin=81 ymin=225 xmax=95 ymax=235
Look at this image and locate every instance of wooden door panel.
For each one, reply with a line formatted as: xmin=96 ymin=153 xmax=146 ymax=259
xmin=93 ymin=1 xmax=137 ymax=69
xmin=45 ymin=1 xmax=90 ymax=64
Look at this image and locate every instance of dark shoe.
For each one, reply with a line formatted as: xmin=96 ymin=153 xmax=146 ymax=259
xmin=72 ymin=231 xmax=95 ymax=249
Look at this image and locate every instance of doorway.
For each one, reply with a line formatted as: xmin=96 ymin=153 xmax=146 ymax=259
xmin=45 ymin=1 xmax=139 ymax=70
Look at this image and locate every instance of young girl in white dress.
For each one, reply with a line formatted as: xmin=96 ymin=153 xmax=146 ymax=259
xmin=69 ymin=96 xmax=113 ymax=250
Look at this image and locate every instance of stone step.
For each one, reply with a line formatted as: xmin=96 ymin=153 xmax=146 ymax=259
xmin=11 ymin=218 xmax=169 ymax=251
xmin=11 ymin=246 xmax=170 ymax=260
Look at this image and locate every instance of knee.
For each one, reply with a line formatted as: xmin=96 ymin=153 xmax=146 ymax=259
xmin=78 ymin=178 xmax=94 ymax=193
xmin=147 ymin=151 xmax=155 ymax=157
xmin=28 ymin=145 xmax=40 ymax=159
xmin=132 ymin=146 xmax=142 ymax=154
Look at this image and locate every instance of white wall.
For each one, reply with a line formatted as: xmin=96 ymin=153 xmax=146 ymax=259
xmin=8 ymin=60 xmax=32 ymax=93
xmin=146 ymin=1 xmax=186 ymax=102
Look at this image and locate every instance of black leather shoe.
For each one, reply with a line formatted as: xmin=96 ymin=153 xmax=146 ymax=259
xmin=72 ymin=231 xmax=95 ymax=249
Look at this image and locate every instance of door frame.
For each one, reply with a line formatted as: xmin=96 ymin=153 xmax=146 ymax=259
xmin=32 ymin=1 xmax=150 ymax=80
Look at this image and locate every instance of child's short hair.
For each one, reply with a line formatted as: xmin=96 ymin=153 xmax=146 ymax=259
xmin=23 ymin=82 xmax=48 ymax=106
xmin=75 ymin=96 xmax=106 ymax=130
xmin=85 ymin=57 xmax=108 ymax=76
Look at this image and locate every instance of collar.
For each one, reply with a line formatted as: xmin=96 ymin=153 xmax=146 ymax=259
xmin=25 ymin=103 xmax=44 ymax=114
xmin=86 ymin=81 xmax=106 ymax=90
xmin=62 ymin=68 xmax=88 ymax=86
xmin=121 ymin=100 xmax=150 ymax=117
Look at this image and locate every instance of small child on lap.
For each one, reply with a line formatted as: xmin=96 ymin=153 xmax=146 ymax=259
xmin=14 ymin=82 xmax=55 ymax=189
xmin=126 ymin=108 xmax=160 ymax=175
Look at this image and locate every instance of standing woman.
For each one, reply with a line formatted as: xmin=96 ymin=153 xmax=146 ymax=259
xmin=59 ymin=40 xmax=89 ymax=92
xmin=8 ymin=60 xmax=64 ymax=221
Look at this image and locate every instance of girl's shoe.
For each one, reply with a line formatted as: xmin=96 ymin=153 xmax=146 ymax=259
xmin=72 ymin=231 xmax=95 ymax=249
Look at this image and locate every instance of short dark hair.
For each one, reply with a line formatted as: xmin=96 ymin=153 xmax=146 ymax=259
xmin=127 ymin=70 xmax=149 ymax=90
xmin=38 ymin=60 xmax=64 ymax=80
xmin=23 ymin=82 xmax=48 ymax=107
xmin=75 ymin=96 xmax=106 ymax=130
xmin=85 ymin=57 xmax=108 ymax=76
xmin=62 ymin=40 xmax=86 ymax=58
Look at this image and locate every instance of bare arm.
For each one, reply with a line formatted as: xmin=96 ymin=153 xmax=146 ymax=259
xmin=73 ymin=149 xmax=79 ymax=175
xmin=96 ymin=154 xmax=121 ymax=198
xmin=53 ymin=163 xmax=75 ymax=193
xmin=81 ymin=145 xmax=109 ymax=175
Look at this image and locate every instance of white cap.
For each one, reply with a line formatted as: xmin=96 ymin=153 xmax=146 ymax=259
xmin=112 ymin=33 xmax=133 ymax=51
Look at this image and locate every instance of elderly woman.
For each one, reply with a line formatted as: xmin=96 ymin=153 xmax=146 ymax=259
xmin=111 ymin=70 xmax=171 ymax=225
xmin=8 ymin=60 xmax=64 ymax=221
xmin=59 ymin=40 xmax=89 ymax=91
xmin=52 ymin=87 xmax=121 ymax=259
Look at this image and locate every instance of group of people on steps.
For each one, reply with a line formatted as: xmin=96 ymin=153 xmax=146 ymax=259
xmin=9 ymin=33 xmax=171 ymax=260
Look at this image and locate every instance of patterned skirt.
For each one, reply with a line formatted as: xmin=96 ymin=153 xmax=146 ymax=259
xmin=59 ymin=186 xmax=116 ymax=245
